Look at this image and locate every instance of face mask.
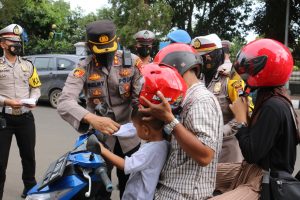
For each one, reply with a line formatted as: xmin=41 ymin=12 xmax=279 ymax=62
xmin=202 ymin=49 xmax=224 ymax=75
xmin=94 ymin=52 xmax=115 ymax=67
xmin=136 ymin=46 xmax=151 ymax=58
xmin=7 ymin=43 xmax=22 ymax=56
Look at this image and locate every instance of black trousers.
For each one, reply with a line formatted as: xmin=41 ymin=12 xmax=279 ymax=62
xmin=0 ymin=112 xmax=36 ymax=200
xmin=96 ymin=138 xmax=140 ymax=200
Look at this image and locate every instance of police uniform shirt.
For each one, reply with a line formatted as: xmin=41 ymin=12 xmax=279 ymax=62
xmin=58 ymin=50 xmax=143 ymax=153
xmin=0 ymin=56 xmax=41 ymax=106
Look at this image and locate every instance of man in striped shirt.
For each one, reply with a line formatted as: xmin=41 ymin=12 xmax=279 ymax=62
xmin=140 ymin=43 xmax=223 ymax=199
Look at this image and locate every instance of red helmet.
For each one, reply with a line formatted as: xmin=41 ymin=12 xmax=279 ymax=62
xmin=153 ymin=43 xmax=203 ymax=77
xmin=234 ymin=39 xmax=293 ymax=88
xmin=139 ymin=63 xmax=187 ymax=110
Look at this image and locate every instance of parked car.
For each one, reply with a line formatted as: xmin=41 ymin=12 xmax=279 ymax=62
xmin=25 ymin=54 xmax=86 ymax=108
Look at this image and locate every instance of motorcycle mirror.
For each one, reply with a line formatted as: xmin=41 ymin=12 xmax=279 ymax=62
xmin=86 ymin=134 xmax=101 ymax=155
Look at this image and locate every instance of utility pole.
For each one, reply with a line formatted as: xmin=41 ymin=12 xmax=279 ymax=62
xmin=284 ymin=0 xmax=290 ymax=91
xmin=284 ymin=0 xmax=290 ymax=46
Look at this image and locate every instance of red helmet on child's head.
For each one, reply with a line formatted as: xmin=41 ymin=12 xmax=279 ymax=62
xmin=154 ymin=43 xmax=203 ymax=77
xmin=234 ymin=38 xmax=293 ymax=88
xmin=139 ymin=63 xmax=187 ymax=111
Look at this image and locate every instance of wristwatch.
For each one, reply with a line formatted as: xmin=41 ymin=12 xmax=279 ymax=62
xmin=236 ymin=122 xmax=248 ymax=129
xmin=164 ymin=118 xmax=180 ymax=135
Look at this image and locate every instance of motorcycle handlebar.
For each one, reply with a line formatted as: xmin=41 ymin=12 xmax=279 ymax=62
xmin=95 ymin=167 xmax=113 ymax=192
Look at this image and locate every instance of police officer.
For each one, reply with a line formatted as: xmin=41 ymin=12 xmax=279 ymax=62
xmin=57 ymin=20 xmax=143 ymax=199
xmin=191 ymin=34 xmax=252 ymax=163
xmin=219 ymin=40 xmax=233 ymax=76
xmin=0 ymin=24 xmax=41 ymax=199
xmin=133 ymin=30 xmax=155 ymax=64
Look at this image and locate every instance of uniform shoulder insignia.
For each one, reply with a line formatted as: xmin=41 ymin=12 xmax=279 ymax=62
xmin=29 ymin=67 xmax=42 ymax=88
xmin=73 ymin=68 xmax=86 ymax=78
xmin=21 ymin=57 xmax=34 ymax=65
xmin=134 ymin=57 xmax=143 ymax=70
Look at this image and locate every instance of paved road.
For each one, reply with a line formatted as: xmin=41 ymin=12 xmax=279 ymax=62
xmin=2 ymin=104 xmax=300 ymax=200
xmin=3 ymin=103 xmax=119 ymax=200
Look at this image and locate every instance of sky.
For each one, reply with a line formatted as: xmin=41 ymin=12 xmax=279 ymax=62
xmin=66 ymin=0 xmax=109 ymax=15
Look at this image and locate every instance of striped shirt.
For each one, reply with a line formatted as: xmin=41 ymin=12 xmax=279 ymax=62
xmin=155 ymin=82 xmax=223 ymax=200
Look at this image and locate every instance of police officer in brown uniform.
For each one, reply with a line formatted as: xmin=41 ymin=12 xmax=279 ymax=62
xmin=133 ymin=30 xmax=155 ymax=64
xmin=0 ymin=24 xmax=41 ymax=199
xmin=191 ymin=34 xmax=247 ymax=163
xmin=57 ymin=20 xmax=143 ymax=199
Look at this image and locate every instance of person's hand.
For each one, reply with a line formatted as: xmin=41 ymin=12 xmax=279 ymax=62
xmin=229 ymin=97 xmax=248 ymax=123
xmin=4 ymin=99 xmax=23 ymax=109
xmin=84 ymin=113 xmax=120 ymax=135
xmin=139 ymin=91 xmax=175 ymax=123
xmin=98 ymin=142 xmax=108 ymax=153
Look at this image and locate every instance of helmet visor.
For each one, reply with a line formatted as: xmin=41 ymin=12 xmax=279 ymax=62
xmin=234 ymin=54 xmax=267 ymax=82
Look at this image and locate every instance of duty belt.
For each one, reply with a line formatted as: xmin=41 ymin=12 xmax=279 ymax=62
xmin=0 ymin=106 xmax=30 ymax=115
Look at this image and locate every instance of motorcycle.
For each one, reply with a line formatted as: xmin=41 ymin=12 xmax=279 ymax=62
xmin=26 ymin=130 xmax=112 ymax=200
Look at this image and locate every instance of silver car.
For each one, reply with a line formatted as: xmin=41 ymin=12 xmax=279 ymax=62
xmin=25 ymin=54 xmax=85 ymax=108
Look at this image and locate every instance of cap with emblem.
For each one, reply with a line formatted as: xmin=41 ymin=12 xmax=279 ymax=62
xmin=0 ymin=24 xmax=23 ymax=42
xmin=133 ymin=30 xmax=155 ymax=45
xmin=221 ymin=40 xmax=231 ymax=49
xmin=191 ymin=34 xmax=222 ymax=55
xmin=221 ymin=40 xmax=231 ymax=54
xmin=86 ymin=20 xmax=118 ymax=54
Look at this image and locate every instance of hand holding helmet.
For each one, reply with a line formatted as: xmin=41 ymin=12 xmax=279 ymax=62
xmin=139 ymin=63 xmax=187 ymax=123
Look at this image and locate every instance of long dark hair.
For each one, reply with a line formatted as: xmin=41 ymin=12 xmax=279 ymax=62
xmin=250 ymin=86 xmax=291 ymax=125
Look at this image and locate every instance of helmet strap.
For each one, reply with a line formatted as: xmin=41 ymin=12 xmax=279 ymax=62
xmin=241 ymin=85 xmax=252 ymax=97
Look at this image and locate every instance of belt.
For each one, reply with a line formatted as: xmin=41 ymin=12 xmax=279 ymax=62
xmin=0 ymin=106 xmax=30 ymax=116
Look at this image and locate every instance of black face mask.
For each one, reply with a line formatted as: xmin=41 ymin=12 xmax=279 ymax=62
xmin=8 ymin=43 xmax=22 ymax=56
xmin=136 ymin=46 xmax=151 ymax=58
xmin=202 ymin=49 xmax=224 ymax=74
xmin=94 ymin=52 xmax=115 ymax=67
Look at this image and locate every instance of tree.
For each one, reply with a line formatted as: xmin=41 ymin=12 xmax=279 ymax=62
xmin=165 ymin=0 xmax=195 ymax=33
xmin=109 ymin=0 xmax=173 ymax=48
xmin=193 ymin=0 xmax=253 ymax=40
xmin=0 ymin=0 xmax=25 ymax=25
xmin=252 ymin=0 xmax=300 ymax=58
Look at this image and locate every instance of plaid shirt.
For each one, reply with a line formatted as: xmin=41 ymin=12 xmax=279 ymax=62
xmin=155 ymin=82 xmax=223 ymax=200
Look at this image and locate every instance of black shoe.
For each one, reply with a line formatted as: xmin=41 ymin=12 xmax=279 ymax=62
xmin=21 ymin=188 xmax=29 ymax=199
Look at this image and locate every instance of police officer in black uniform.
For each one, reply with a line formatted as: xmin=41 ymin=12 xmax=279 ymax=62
xmin=0 ymin=24 xmax=41 ymax=199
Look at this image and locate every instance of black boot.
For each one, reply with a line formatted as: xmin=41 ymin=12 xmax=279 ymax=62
xmin=21 ymin=187 xmax=29 ymax=198
xmin=21 ymin=184 xmax=36 ymax=198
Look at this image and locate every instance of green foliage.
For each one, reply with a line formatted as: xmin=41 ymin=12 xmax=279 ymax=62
xmin=109 ymin=0 xmax=173 ymax=48
xmin=25 ymin=37 xmax=75 ymax=55
xmin=252 ymin=0 xmax=300 ymax=58
xmin=0 ymin=0 xmax=25 ymax=25
xmin=193 ymin=0 xmax=253 ymax=40
xmin=229 ymin=37 xmax=247 ymax=61
xmin=294 ymin=66 xmax=299 ymax=71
